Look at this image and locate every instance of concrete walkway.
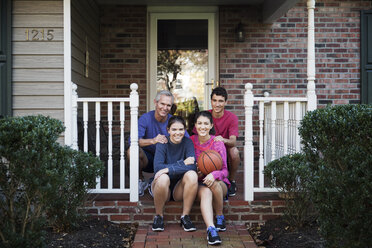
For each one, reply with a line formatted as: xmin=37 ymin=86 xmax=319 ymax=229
xmin=132 ymin=222 xmax=258 ymax=248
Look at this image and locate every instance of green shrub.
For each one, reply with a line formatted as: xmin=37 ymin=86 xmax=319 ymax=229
xmin=0 ymin=115 xmax=104 ymax=247
xmin=46 ymin=146 xmax=104 ymax=231
xmin=264 ymin=153 xmax=315 ymax=228
xmin=299 ymin=104 xmax=372 ymax=248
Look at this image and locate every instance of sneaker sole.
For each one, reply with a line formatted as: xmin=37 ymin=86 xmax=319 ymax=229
xmin=216 ymin=227 xmax=226 ymax=232
xmin=152 ymin=227 xmax=164 ymax=232
xmin=228 ymin=192 xmax=236 ymax=197
xmin=207 ymin=239 xmax=222 ymax=245
xmin=183 ymin=226 xmax=196 ymax=232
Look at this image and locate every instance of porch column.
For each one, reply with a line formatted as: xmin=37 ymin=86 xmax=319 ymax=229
xmin=63 ymin=0 xmax=72 ymax=145
xmin=307 ymin=0 xmax=317 ymax=111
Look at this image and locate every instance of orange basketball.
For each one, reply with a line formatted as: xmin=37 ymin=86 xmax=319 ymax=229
xmin=197 ymin=150 xmax=223 ymax=175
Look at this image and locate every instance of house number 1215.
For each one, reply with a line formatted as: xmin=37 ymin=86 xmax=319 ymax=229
xmin=25 ymin=29 xmax=54 ymax=41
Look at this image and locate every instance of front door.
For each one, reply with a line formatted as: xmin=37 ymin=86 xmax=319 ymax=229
xmin=149 ymin=8 xmax=218 ymax=131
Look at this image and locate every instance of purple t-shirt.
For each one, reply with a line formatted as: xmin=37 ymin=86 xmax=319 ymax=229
xmin=137 ymin=110 xmax=189 ymax=155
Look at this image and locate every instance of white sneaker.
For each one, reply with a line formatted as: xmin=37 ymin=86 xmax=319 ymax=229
xmin=138 ymin=179 xmax=149 ymax=196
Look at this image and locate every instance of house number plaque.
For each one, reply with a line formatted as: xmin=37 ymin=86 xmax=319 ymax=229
xmin=25 ymin=29 xmax=54 ymax=41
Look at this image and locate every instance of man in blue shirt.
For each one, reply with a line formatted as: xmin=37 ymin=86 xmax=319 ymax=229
xmin=127 ymin=90 xmax=177 ymax=196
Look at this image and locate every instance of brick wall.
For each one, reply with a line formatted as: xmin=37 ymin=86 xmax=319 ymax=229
xmin=219 ymin=0 xmax=371 ymax=149
xmin=86 ymin=199 xmax=285 ymax=226
xmin=100 ymin=5 xmax=147 ymax=117
xmin=220 ymin=0 xmax=372 ymax=104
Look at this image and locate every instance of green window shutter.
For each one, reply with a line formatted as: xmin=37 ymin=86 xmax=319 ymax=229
xmin=361 ymin=10 xmax=372 ymax=104
xmin=0 ymin=0 xmax=12 ymax=118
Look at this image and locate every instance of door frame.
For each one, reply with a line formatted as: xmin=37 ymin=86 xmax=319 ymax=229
xmin=147 ymin=6 xmax=218 ymax=111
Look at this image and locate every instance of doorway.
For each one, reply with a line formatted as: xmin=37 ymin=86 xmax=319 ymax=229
xmin=148 ymin=8 xmax=218 ymax=127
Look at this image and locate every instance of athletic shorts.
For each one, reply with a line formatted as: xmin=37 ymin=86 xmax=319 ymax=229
xmin=143 ymin=149 xmax=154 ymax=173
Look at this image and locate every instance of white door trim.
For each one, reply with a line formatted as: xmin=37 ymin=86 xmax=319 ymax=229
xmin=147 ymin=7 xmax=218 ymax=111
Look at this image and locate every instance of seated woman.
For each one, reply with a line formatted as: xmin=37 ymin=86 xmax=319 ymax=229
xmin=191 ymin=111 xmax=230 ymax=245
xmin=151 ymin=116 xmax=198 ymax=232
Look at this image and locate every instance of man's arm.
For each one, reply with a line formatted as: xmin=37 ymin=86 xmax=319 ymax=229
xmin=214 ymin=135 xmax=237 ymax=147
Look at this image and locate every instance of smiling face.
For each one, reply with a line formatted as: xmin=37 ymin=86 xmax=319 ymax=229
xmin=168 ymin=121 xmax=185 ymax=144
xmin=195 ymin=115 xmax=213 ymax=138
xmin=154 ymin=95 xmax=173 ymax=121
xmin=211 ymin=94 xmax=227 ymax=116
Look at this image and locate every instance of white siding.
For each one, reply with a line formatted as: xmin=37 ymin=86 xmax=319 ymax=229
xmin=71 ymin=0 xmax=100 ymax=97
xmin=12 ymin=0 xmax=64 ymax=122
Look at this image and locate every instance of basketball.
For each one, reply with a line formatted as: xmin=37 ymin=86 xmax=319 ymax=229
xmin=197 ymin=150 xmax=223 ymax=175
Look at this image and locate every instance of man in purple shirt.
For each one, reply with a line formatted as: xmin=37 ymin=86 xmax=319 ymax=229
xmin=127 ymin=90 xmax=174 ymax=196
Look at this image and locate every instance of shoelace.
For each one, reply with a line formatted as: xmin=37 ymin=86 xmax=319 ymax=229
xmin=183 ymin=215 xmax=191 ymax=223
xmin=154 ymin=216 xmax=162 ymax=224
xmin=208 ymin=227 xmax=218 ymax=237
xmin=216 ymin=216 xmax=224 ymax=225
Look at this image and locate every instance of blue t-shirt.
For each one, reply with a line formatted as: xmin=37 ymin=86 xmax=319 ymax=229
xmin=137 ymin=110 xmax=189 ymax=155
xmin=154 ymin=136 xmax=196 ymax=179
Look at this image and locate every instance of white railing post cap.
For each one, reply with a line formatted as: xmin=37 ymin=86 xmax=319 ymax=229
xmin=130 ymin=83 xmax=138 ymax=91
xmin=245 ymin=83 xmax=253 ymax=91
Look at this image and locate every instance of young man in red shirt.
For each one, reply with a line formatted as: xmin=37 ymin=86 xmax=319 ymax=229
xmin=209 ymin=87 xmax=240 ymax=196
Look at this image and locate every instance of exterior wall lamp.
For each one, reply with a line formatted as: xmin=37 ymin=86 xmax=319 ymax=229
xmin=235 ymin=22 xmax=245 ymax=42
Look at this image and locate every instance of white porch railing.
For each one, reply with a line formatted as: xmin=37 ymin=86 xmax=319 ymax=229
xmin=243 ymin=0 xmax=317 ymax=201
xmin=71 ymin=82 xmax=139 ymax=202
xmin=244 ymin=83 xmax=317 ymax=201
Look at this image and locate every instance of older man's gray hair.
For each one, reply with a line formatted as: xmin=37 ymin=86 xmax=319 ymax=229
xmin=155 ymin=90 xmax=174 ymax=104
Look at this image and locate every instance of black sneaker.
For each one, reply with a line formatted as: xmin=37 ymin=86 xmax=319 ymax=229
xmin=228 ymin=181 xmax=237 ymax=197
xmin=207 ymin=226 xmax=222 ymax=245
xmin=152 ymin=215 xmax=164 ymax=231
xmin=180 ymin=215 xmax=196 ymax=232
xmin=215 ymin=215 xmax=226 ymax=232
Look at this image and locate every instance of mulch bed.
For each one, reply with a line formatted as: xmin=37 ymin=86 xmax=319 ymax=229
xmin=46 ymin=219 xmax=138 ymax=248
xmin=248 ymin=217 xmax=325 ymax=248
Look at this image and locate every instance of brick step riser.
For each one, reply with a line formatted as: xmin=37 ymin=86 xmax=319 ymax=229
xmin=85 ymin=200 xmax=285 ymax=225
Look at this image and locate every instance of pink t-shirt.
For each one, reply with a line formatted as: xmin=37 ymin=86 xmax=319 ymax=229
xmin=191 ymin=135 xmax=230 ymax=187
xmin=209 ymin=110 xmax=239 ymax=139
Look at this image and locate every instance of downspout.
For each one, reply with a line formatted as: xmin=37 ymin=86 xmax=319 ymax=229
xmin=307 ymin=0 xmax=317 ymax=110
xmin=64 ymin=0 xmax=72 ymax=145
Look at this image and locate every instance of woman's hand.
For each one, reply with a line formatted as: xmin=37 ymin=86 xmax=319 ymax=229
xmin=203 ymin=173 xmax=215 ymax=187
xmin=184 ymin=157 xmax=195 ymax=165
xmin=196 ymin=167 xmax=204 ymax=178
xmin=154 ymin=168 xmax=169 ymax=182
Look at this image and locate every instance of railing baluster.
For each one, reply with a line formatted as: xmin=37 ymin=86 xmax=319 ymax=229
xmin=271 ymin=101 xmax=276 ymax=162
xmin=108 ymin=102 xmax=113 ymax=190
xmin=264 ymin=105 xmax=270 ymax=165
xmin=120 ymin=101 xmax=125 ymax=190
xmin=283 ymin=101 xmax=289 ymax=155
xmin=83 ymin=102 xmax=88 ymax=152
xmin=259 ymin=101 xmax=264 ymax=189
xmin=95 ymin=102 xmax=101 ymax=190
xmin=295 ymin=101 xmax=301 ymax=152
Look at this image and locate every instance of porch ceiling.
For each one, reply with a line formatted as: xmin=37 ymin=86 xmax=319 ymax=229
xmin=95 ymin=0 xmax=301 ymax=23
